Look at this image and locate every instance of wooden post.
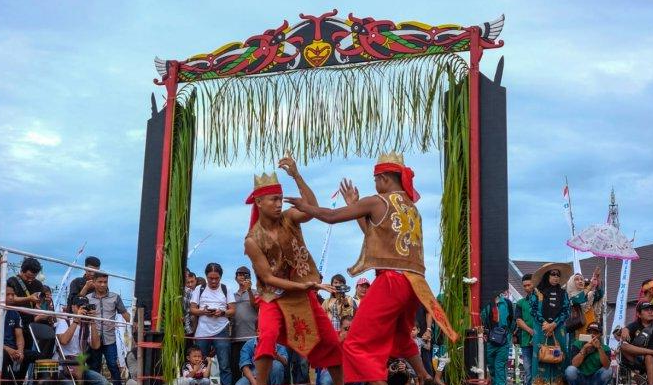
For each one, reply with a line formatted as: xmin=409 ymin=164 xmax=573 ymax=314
xmin=137 ymin=307 xmax=144 ymax=385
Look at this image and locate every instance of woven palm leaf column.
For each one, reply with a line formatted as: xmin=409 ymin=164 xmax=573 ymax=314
xmin=160 ymin=95 xmax=196 ymax=381
xmin=439 ymin=74 xmax=470 ymax=385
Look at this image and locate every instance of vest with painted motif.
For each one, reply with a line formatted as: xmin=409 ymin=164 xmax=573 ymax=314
xmin=246 ymin=213 xmax=320 ymax=302
xmin=349 ymin=191 xmax=425 ymax=276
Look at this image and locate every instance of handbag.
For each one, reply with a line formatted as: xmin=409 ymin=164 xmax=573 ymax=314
xmin=488 ymin=326 xmax=508 ymax=346
xmin=538 ymin=335 xmax=564 ymax=364
xmin=565 ymin=304 xmax=586 ymax=332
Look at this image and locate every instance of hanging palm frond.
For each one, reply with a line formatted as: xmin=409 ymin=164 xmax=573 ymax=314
xmin=176 ymin=54 xmax=468 ymax=166
xmin=161 ymin=94 xmax=196 ymax=382
xmin=439 ymin=74 xmax=470 ymax=385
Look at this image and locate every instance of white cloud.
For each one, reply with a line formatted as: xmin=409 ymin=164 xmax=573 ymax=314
xmin=23 ymin=130 xmax=62 ymax=147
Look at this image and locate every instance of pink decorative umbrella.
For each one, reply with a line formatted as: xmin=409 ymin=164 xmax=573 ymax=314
xmin=567 ymin=223 xmax=639 ymax=260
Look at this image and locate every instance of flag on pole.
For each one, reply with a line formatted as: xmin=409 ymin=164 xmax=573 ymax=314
xmin=563 ymin=183 xmax=582 ymax=274
xmin=563 ymin=185 xmax=573 ymax=231
xmin=54 ymin=241 xmax=87 ymax=311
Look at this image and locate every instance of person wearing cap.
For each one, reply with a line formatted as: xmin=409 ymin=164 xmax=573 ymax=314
xmin=244 ymin=155 xmax=343 ymax=385
xmin=231 ymin=265 xmax=259 ymax=383
xmin=55 ymin=296 xmax=107 ymax=384
xmin=353 ymin=278 xmax=370 ymax=307
xmin=565 ymin=321 xmax=612 ymax=385
xmin=620 ymin=301 xmax=653 ymax=383
xmin=528 ymin=262 xmax=572 ymax=385
xmin=67 ymin=256 xmax=101 ymax=309
xmin=285 ymin=151 xmax=457 ymax=385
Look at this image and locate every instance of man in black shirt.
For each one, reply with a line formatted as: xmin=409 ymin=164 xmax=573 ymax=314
xmin=621 ymin=302 xmax=653 ymax=383
xmin=66 ymin=256 xmax=101 ymax=309
xmin=6 ymin=257 xmax=43 ymax=362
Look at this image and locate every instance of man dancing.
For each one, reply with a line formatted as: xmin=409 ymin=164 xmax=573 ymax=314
xmin=286 ymin=152 xmax=457 ymax=385
xmin=244 ymin=156 xmax=343 ymax=385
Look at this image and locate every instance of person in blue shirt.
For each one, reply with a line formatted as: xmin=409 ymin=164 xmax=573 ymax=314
xmin=237 ymin=337 xmax=288 ymax=385
xmin=481 ymin=291 xmax=515 ymax=385
xmin=2 ymin=286 xmax=24 ymax=379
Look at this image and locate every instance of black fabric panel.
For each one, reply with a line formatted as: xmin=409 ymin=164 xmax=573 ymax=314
xmin=134 ymin=95 xmax=165 ymax=322
xmin=479 ymin=68 xmax=508 ymax=307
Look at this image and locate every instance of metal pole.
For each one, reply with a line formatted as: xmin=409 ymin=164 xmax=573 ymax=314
xmin=137 ymin=307 xmax=144 ymax=385
xmin=477 ymin=329 xmax=485 ymax=382
xmin=0 ymin=250 xmax=8 ymax=356
xmin=0 ymin=246 xmax=135 ymax=281
xmin=603 ymin=258 xmax=609 ymax=344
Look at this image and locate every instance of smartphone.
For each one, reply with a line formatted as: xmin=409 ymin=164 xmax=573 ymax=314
xmin=578 ymin=333 xmax=592 ymax=342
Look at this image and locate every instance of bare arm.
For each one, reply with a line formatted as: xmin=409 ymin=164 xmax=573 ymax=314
xmin=340 ymin=179 xmax=367 ymax=233
xmin=620 ymin=342 xmax=653 ymax=356
xmin=89 ymin=321 xmax=101 ymax=349
xmin=285 ymin=195 xmax=379 ymax=225
xmin=57 ymin=321 xmax=79 ymax=345
xmin=121 ymin=311 xmax=131 ymax=323
xmin=225 ymin=303 xmax=236 ymax=318
xmin=242 ymin=365 xmax=257 ymax=385
xmin=245 ymin=238 xmax=333 ymax=293
xmin=516 ymin=319 xmax=534 ymax=335
xmin=15 ymin=327 xmax=24 ymax=352
xmin=278 ymin=157 xmax=318 ymax=224
xmin=12 ymin=294 xmax=39 ymax=306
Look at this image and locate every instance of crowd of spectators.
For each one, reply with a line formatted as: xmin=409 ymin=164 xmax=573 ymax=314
xmin=507 ymin=264 xmax=653 ymax=385
xmin=2 ymin=256 xmax=130 ymax=385
xmin=179 ymin=263 xmax=441 ymax=385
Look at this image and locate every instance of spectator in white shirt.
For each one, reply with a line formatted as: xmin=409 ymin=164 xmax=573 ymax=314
xmin=190 ymin=263 xmax=236 ymax=385
xmin=55 ymin=296 xmax=107 ymax=384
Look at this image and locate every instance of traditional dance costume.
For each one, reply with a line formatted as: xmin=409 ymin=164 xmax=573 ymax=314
xmin=343 ymin=153 xmax=457 ymax=383
xmin=245 ymin=173 xmax=341 ymax=367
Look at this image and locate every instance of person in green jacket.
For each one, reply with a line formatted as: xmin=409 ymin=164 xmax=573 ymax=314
xmin=515 ymin=274 xmax=536 ymax=385
xmin=565 ymin=268 xmax=603 ymax=349
xmin=481 ymin=291 xmax=515 ymax=385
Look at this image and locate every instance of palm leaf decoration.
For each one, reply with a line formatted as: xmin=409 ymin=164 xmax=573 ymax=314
xmin=161 ymin=54 xmax=472 ymax=382
xmin=161 ymin=94 xmax=196 ymax=381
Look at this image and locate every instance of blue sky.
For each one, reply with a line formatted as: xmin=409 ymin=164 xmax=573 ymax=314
xmin=1 ymin=1 xmax=652 ymax=300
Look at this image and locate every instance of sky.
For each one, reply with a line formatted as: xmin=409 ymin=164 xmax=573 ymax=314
xmin=1 ymin=1 xmax=652 ymax=301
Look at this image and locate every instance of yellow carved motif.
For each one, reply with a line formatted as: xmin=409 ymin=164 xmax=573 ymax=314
xmin=389 ymin=193 xmax=422 ymax=256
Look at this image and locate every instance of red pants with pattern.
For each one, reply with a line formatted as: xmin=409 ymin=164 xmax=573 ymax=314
xmin=255 ymin=291 xmax=342 ymax=368
xmin=343 ymin=270 xmax=420 ymax=382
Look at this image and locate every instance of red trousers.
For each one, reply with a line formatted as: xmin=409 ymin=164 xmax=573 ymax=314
xmin=255 ymin=291 xmax=342 ymax=368
xmin=343 ymin=270 xmax=420 ymax=382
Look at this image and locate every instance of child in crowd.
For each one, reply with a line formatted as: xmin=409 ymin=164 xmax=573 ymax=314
xmin=181 ymin=346 xmax=211 ymax=385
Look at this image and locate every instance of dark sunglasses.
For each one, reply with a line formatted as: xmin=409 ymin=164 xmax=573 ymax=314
xmin=549 ymin=271 xmax=561 ymax=277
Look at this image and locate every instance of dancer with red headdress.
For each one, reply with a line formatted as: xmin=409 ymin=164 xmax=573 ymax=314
xmin=244 ymin=156 xmax=343 ymax=385
xmin=286 ymin=152 xmax=458 ymax=385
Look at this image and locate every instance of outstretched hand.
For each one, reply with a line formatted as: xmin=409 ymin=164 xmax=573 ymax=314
xmin=339 ymin=178 xmax=359 ymax=205
xmin=278 ymin=156 xmax=299 ymax=178
xmin=284 ymin=197 xmax=310 ymax=212
xmin=303 ymin=282 xmax=336 ymax=294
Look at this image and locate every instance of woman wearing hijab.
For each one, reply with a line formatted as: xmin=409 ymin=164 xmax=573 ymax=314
xmin=564 ymin=268 xmax=603 ymax=348
xmin=529 ymin=263 xmax=572 ymax=385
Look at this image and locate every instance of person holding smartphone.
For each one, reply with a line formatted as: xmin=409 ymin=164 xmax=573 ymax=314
xmin=190 ymin=263 xmax=236 ymax=385
xmin=565 ymin=322 xmax=611 ymax=385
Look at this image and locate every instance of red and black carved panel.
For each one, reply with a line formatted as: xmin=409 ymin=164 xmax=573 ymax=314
xmin=154 ymin=9 xmax=504 ymax=83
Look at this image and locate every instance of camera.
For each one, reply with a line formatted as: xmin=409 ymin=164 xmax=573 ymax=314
xmin=83 ymin=304 xmax=96 ymax=311
xmin=336 ymin=285 xmax=351 ymax=294
xmin=243 ymin=273 xmax=251 ymax=280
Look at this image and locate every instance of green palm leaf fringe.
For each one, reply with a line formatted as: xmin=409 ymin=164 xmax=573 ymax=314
xmin=176 ymin=54 xmax=468 ymax=165
xmin=439 ymin=74 xmax=470 ymax=385
xmin=161 ymin=94 xmax=197 ymax=382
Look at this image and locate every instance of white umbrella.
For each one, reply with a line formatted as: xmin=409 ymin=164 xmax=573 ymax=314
xmin=567 ymin=223 xmax=639 ymax=343
xmin=566 ymin=223 xmax=638 ymax=260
